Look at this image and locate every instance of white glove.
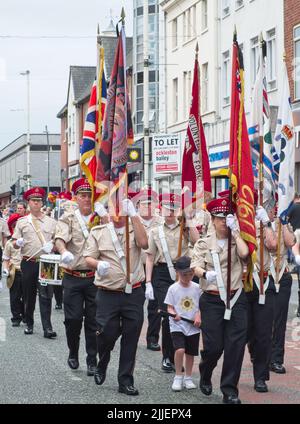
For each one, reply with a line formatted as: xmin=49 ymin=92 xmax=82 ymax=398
xmin=94 ymin=202 xmax=108 ymax=218
xmin=205 ymin=270 xmax=218 ymax=283
xmin=42 ymin=241 xmax=54 ymax=254
xmin=16 ymin=238 xmax=25 ymax=248
xmin=61 ymin=251 xmax=74 ymax=265
xmin=145 ymin=282 xmax=154 ymax=300
xmin=226 ymin=214 xmax=238 ymax=232
xmin=2 ymin=269 xmax=9 ymax=278
xmin=255 ymin=206 xmax=270 ymax=225
xmin=0 ymin=280 xmax=2 ymax=292
xmin=97 ymin=261 xmax=110 ymax=276
xmin=295 ymin=255 xmax=300 ymax=266
xmin=122 ymin=199 xmax=137 ymax=218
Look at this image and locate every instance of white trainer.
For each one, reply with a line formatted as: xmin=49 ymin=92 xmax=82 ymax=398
xmin=172 ymin=376 xmax=183 ymax=392
xmin=183 ymin=377 xmax=197 ymax=390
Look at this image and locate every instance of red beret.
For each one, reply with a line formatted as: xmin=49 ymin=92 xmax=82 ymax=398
xmin=207 ymin=197 xmax=230 ymax=217
xmin=23 ymin=187 xmax=45 ymax=201
xmin=72 ymin=178 xmax=92 ymax=195
xmin=7 ymin=213 xmax=21 ymax=235
xmin=159 ymin=193 xmax=181 ymax=210
xmin=58 ymin=191 xmax=72 ymax=200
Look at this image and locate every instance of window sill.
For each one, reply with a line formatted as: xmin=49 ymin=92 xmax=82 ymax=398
xmin=183 ymin=36 xmax=197 ymax=47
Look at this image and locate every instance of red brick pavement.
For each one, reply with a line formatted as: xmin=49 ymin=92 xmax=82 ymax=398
xmin=139 ymin=314 xmax=300 ymax=404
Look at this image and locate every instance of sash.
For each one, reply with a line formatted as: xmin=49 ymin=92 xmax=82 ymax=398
xmin=211 ymin=250 xmax=242 ymax=321
xmin=74 ymin=210 xmax=90 ymax=240
xmin=270 ymin=256 xmax=287 ymax=293
xmin=252 ymin=266 xmax=270 ymax=305
xmin=28 ymin=214 xmax=47 ymax=246
xmin=106 ymin=223 xmax=140 ymax=294
xmin=158 ymin=225 xmax=176 ymax=281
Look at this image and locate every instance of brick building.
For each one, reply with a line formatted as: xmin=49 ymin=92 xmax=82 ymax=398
xmin=284 ymin=0 xmax=300 ymax=190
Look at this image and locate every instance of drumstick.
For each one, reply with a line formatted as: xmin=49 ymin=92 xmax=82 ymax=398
xmin=157 ymin=309 xmax=209 ymax=338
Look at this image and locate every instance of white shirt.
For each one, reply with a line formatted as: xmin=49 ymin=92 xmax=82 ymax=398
xmin=164 ymin=281 xmax=201 ymax=336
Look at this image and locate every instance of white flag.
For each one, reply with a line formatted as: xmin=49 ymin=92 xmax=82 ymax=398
xmin=274 ymin=61 xmax=296 ymax=221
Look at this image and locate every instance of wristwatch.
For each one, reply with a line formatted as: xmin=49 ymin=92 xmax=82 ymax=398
xmin=202 ymin=272 xmax=207 ymax=280
xmin=265 ymin=221 xmax=272 ymax=228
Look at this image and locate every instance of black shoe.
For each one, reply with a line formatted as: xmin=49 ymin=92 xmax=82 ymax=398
xmin=44 ymin=329 xmax=57 ymax=339
xmin=147 ymin=342 xmax=161 ymax=351
xmin=199 ymin=378 xmax=212 ymax=396
xmin=223 ymin=394 xmax=242 ymax=404
xmin=161 ymin=358 xmax=175 ymax=373
xmin=87 ymin=364 xmax=96 ymax=376
xmin=68 ymin=356 xmax=79 ymax=370
xmin=118 ymin=384 xmax=139 ymax=396
xmin=254 ymin=380 xmax=268 ymax=393
xmin=55 ymin=304 xmax=62 ymax=310
xmin=270 ymin=362 xmax=286 ymax=374
xmin=94 ymin=368 xmax=106 ymax=385
xmin=12 ymin=321 xmax=21 ymax=327
xmin=24 ymin=327 xmax=33 ymax=335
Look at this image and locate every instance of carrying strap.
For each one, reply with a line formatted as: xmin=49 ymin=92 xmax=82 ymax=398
xmin=28 ymin=214 xmax=47 ymax=246
xmin=158 ymin=225 xmax=176 ymax=281
xmin=106 ymin=223 xmax=140 ymax=284
xmin=74 ymin=210 xmax=90 ymax=240
xmin=211 ymin=250 xmax=242 ymax=321
xmin=269 ymin=255 xmax=287 ymax=293
xmin=253 ymin=265 xmax=270 ymax=305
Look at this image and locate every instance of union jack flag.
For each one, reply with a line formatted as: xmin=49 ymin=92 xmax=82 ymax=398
xmin=80 ymin=46 xmax=107 ymax=202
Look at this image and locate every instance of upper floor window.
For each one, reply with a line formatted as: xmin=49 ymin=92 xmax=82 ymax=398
xmin=266 ymin=28 xmax=277 ymax=91
xmin=294 ymin=26 xmax=300 ymax=100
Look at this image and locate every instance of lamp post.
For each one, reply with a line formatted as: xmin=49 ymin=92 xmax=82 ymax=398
xmin=20 ymin=70 xmax=31 ymax=190
xmin=45 ymin=125 xmax=50 ymax=196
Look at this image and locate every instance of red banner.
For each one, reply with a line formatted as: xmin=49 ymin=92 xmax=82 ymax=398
xmin=181 ymin=51 xmax=211 ymax=209
xmin=229 ymin=36 xmax=257 ymax=290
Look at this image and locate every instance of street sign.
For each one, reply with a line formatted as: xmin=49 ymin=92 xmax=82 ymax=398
xmin=152 ymin=134 xmax=181 ymax=174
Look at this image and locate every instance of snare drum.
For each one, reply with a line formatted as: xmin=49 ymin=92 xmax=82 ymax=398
xmin=39 ymin=254 xmax=64 ymax=286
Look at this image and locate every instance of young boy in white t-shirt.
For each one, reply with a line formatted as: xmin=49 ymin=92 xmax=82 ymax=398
xmin=164 ymin=256 xmax=201 ymax=392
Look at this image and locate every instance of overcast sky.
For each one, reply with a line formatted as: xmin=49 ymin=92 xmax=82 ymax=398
xmin=0 ymin=0 xmax=133 ymax=149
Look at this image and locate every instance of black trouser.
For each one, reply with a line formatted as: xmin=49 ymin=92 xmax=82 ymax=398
xmin=141 ymin=280 xmax=161 ymax=345
xmin=199 ymin=290 xmax=248 ymax=397
xmin=271 ymin=272 xmax=292 ymax=365
xmin=9 ymin=270 xmax=25 ymax=323
xmin=63 ymin=273 xmax=97 ymax=366
xmin=95 ymin=287 xmax=144 ymax=387
xmin=54 ymin=285 xmax=63 ymax=306
xmin=21 ymin=259 xmax=54 ymax=330
xmin=246 ymin=277 xmax=275 ymax=382
xmin=152 ymin=263 xmax=175 ymax=363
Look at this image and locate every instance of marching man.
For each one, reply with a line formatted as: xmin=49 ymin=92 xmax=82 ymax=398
xmin=55 ymin=179 xmax=98 ymax=376
xmin=191 ymin=196 xmax=249 ymax=404
xmin=84 ymin=198 xmax=148 ymax=396
xmin=12 ymin=187 xmax=57 ymax=338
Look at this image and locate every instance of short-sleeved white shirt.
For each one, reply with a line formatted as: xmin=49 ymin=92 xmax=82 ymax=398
xmin=164 ymin=281 xmax=201 ymax=336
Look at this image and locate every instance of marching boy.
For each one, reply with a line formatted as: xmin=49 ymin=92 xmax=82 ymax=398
xmin=164 ymin=256 xmax=201 ymax=391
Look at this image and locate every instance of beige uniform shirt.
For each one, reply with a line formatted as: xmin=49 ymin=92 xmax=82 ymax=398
xmin=255 ymin=220 xmax=275 ymax=272
xmin=54 ymin=210 xmax=92 ymax=271
xmin=0 ymin=218 xmax=11 ymax=249
xmin=3 ymin=239 xmax=22 ymax=269
xmin=138 ymin=214 xmax=164 ymax=265
xmin=12 ymin=214 xmax=56 ymax=259
xmin=147 ymin=220 xmax=190 ymax=265
xmin=84 ymin=224 xmax=145 ymax=290
xmin=191 ymin=231 xmax=243 ymax=291
xmin=270 ymin=219 xmax=291 ymax=271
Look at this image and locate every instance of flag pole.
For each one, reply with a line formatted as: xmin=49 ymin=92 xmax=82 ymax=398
xmin=275 ymin=50 xmax=287 ymax=287
xmin=178 ymin=43 xmax=199 ymax=258
xmin=259 ymin=33 xmax=265 ymax=300
xmin=121 ymin=8 xmax=132 ymax=294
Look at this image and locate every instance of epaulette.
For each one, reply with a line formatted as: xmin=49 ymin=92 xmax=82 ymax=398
xmin=91 ymin=224 xmax=107 ymax=231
